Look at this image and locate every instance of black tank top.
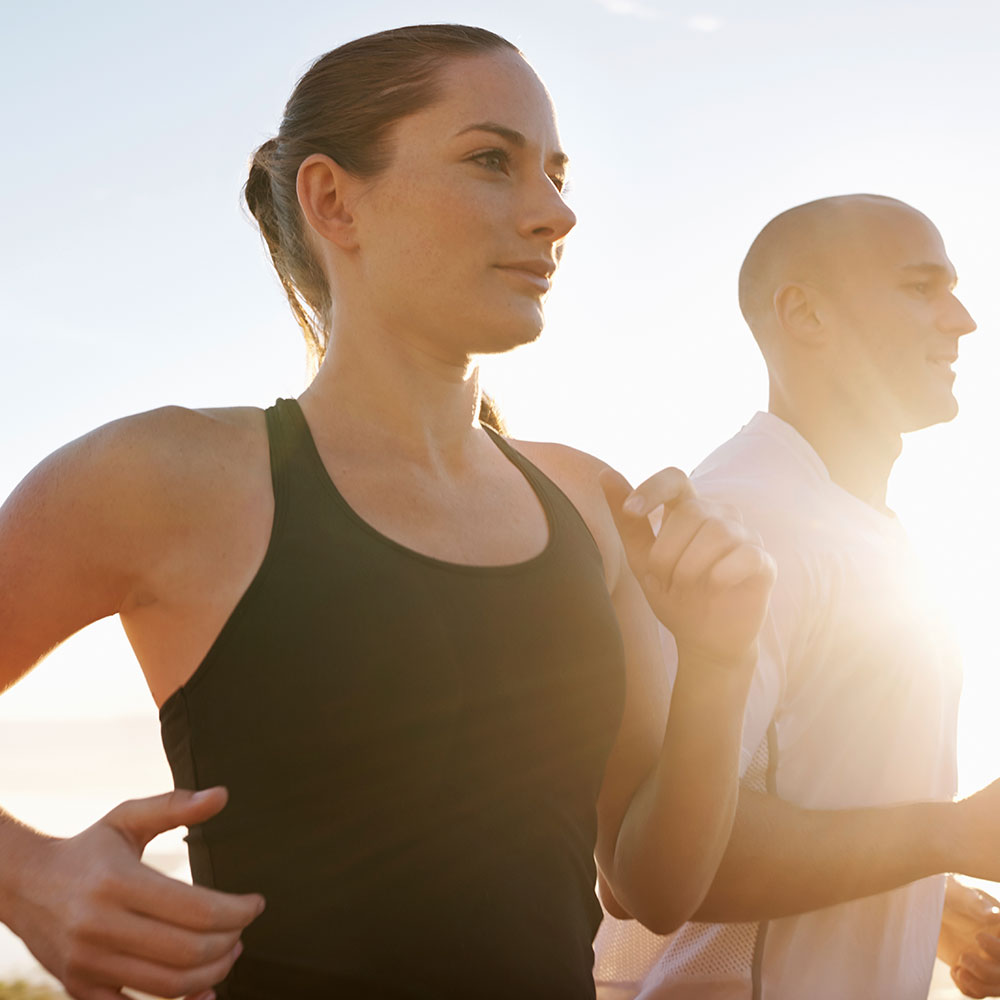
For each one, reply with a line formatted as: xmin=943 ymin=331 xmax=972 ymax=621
xmin=160 ymin=398 xmax=626 ymax=999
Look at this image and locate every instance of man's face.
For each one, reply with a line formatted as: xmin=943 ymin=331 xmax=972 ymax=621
xmin=824 ymin=205 xmax=976 ymax=433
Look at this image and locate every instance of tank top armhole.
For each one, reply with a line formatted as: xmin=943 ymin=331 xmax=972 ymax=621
xmin=484 ymin=427 xmax=606 ymax=571
xmin=158 ymin=401 xmax=290 ymax=712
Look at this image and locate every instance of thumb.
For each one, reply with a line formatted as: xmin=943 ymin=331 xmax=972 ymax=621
xmin=599 ymin=467 xmax=653 ymax=583
xmin=103 ymin=787 xmax=229 ymax=853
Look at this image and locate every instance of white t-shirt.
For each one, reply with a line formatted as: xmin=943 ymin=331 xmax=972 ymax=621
xmin=594 ymin=412 xmax=962 ymax=1000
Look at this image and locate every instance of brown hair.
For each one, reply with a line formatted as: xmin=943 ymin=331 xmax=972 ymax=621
xmin=244 ymin=24 xmax=517 ymax=431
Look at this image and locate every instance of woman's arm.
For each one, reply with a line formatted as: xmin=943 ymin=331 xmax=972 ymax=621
xmin=594 ymin=466 xmax=772 ymax=932
xmin=517 ymin=443 xmax=773 ymax=934
xmin=0 ymin=413 xmax=264 ymax=998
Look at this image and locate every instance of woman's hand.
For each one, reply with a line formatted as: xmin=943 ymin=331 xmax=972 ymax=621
xmin=5 ymin=787 xmax=264 ymax=1000
xmin=601 ymin=466 xmax=775 ymax=670
xmin=939 ymin=877 xmax=1000 ymax=998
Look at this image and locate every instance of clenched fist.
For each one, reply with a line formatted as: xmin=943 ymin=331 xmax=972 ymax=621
xmin=601 ymin=466 xmax=775 ymax=670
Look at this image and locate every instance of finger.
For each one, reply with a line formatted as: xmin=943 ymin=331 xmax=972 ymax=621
xmin=122 ymin=864 xmax=264 ymax=932
xmin=716 ymin=502 xmax=744 ymax=525
xmin=104 ymin=788 xmax=229 ymax=852
xmin=960 ymin=947 xmax=1000 ymax=982
xmin=708 ymin=540 xmax=776 ymax=591
xmin=646 ymin=499 xmax=717 ymax=589
xmin=600 ymin=468 xmax=655 ymax=582
xmin=622 ymin=466 xmax=694 ymax=518
xmin=68 ymin=940 xmax=241 ymax=1000
xmin=82 ymin=905 xmax=243 ymax=968
xmin=977 ymin=931 xmax=1000 ymax=961
xmin=952 ymin=963 xmax=990 ymax=999
xmin=956 ymin=947 xmax=1000 ymax=995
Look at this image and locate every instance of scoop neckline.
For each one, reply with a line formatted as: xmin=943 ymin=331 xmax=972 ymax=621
xmin=283 ymin=398 xmax=559 ymax=575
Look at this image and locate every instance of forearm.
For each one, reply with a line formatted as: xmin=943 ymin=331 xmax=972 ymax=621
xmin=695 ymin=789 xmax=957 ymax=922
xmin=610 ymin=654 xmax=752 ymax=934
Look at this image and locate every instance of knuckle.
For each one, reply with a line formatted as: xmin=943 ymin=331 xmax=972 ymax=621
xmin=63 ymin=978 xmax=93 ymax=1000
xmin=188 ymin=931 xmax=225 ymax=965
xmin=106 ymin=796 xmax=140 ymax=822
xmin=675 ymin=497 xmax=703 ymax=517
xmin=62 ymin=941 xmax=97 ymax=981
xmin=646 ymin=547 xmax=675 ymax=583
xmin=85 ymin=862 xmax=126 ymax=901
xmin=64 ymin=900 xmax=101 ymax=943
xmin=708 ymin=515 xmax=740 ymax=541
xmin=719 ymin=502 xmax=743 ymax=522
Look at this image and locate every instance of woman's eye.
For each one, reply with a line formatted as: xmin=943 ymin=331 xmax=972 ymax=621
xmin=472 ymin=149 xmax=509 ymax=173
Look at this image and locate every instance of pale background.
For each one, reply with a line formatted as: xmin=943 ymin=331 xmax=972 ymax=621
xmin=2 ymin=1 xmax=998 ymax=995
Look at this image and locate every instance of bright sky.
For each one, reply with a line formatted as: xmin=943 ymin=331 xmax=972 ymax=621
xmin=3 ymin=0 xmax=1000 ymax=807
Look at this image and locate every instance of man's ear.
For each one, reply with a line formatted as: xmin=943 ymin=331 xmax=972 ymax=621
xmin=773 ymin=282 xmax=827 ymax=345
xmin=296 ymin=153 xmax=360 ymax=250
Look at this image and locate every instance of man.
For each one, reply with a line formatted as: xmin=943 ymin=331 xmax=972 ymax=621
xmin=595 ymin=194 xmax=1000 ymax=999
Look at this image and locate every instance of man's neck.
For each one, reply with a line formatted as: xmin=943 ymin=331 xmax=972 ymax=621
xmin=768 ymin=396 xmax=902 ymax=512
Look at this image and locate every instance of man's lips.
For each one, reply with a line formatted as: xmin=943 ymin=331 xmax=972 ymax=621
xmin=928 ymin=355 xmax=958 ymax=380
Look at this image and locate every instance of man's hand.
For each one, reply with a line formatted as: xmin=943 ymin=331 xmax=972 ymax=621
xmin=938 ymin=877 xmax=1000 ymax=998
xmin=600 ymin=466 xmax=775 ymax=669
xmin=6 ymin=787 xmax=264 ymax=1000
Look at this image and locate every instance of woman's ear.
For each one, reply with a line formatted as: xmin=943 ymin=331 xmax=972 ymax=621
xmin=296 ymin=153 xmax=360 ymax=250
xmin=773 ymin=282 xmax=827 ymax=346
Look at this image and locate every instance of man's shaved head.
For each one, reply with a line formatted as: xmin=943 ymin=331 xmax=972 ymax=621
xmin=738 ymin=194 xmax=931 ymax=343
xmin=737 ymin=192 xmax=975 ymax=436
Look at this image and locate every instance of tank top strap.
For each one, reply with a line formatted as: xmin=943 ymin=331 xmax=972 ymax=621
xmin=262 ymin=397 xmax=331 ymax=515
xmin=483 ymin=426 xmax=604 ymax=567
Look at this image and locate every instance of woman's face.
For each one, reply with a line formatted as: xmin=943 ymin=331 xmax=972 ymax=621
xmin=350 ymin=49 xmax=576 ymax=363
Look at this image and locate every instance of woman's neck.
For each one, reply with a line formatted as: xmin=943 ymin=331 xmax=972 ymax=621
xmin=298 ymin=321 xmax=484 ymax=466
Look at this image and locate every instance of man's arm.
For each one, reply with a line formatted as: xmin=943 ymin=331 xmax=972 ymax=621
xmin=694 ymin=781 xmax=1000 ymax=923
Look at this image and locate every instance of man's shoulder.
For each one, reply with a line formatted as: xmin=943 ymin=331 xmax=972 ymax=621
xmin=692 ymin=422 xmax=816 ymax=511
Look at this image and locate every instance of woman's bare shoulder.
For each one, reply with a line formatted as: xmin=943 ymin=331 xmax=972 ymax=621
xmin=0 ymin=404 xmax=271 ymax=682
xmin=509 ymin=438 xmax=624 ymax=583
xmin=2 ymin=402 xmax=271 ymax=586
xmin=19 ymin=404 xmax=267 ymax=494
xmin=511 ymin=438 xmax=612 ymax=491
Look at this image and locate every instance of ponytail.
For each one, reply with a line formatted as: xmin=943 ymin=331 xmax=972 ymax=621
xmin=244 ymin=140 xmax=331 ymax=373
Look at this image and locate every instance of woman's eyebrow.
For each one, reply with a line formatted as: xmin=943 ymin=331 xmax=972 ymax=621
xmin=455 ymin=121 xmax=569 ymax=167
xmin=456 ymin=121 xmax=526 ymax=146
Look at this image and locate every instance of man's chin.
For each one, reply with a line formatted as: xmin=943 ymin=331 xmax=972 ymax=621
xmin=900 ymin=396 xmax=960 ymax=433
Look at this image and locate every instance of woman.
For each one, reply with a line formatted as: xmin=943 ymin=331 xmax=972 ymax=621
xmin=0 ymin=24 xmax=773 ymax=1000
